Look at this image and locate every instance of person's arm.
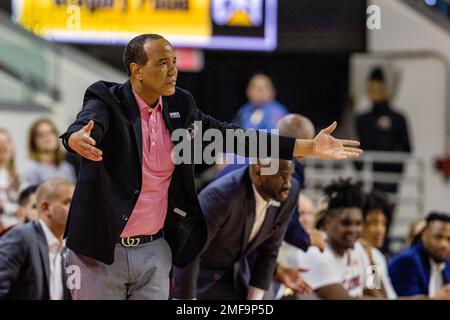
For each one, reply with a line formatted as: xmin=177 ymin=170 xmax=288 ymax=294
xmin=189 ymin=91 xmax=362 ymax=161
xmin=316 ymin=283 xmax=386 ymax=300
xmin=388 ymin=256 xmax=422 ymax=296
xmin=315 ymin=284 xmax=357 ymax=300
xmin=283 ymin=208 xmax=311 ymax=251
xmin=60 ymin=83 xmax=111 ymax=161
xmin=0 ymin=228 xmax=27 ymax=299
xmin=293 ymin=122 xmax=361 ymax=159
xmin=171 ymin=187 xmax=232 ymax=299
xmin=275 ymin=265 xmax=312 ymax=295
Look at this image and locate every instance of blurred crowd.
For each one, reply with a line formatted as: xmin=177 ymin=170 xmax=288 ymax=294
xmin=0 ymin=68 xmax=448 ymax=300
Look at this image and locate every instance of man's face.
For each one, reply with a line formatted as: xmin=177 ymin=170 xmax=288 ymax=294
xmin=45 ymin=185 xmax=74 ymax=230
xmin=422 ymin=221 xmax=450 ymax=263
xmin=137 ymin=38 xmax=178 ymax=97
xmin=19 ymin=193 xmax=38 ymax=223
xmin=325 ymin=208 xmax=363 ymax=251
xmin=298 ymin=195 xmax=316 ymax=232
xmin=253 ymin=160 xmax=294 ymax=202
xmin=246 ymin=75 xmax=274 ymax=106
xmin=361 ymin=210 xmax=387 ymax=248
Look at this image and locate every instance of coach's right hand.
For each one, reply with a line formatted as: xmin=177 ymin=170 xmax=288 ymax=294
xmin=68 ymin=120 xmax=103 ymax=161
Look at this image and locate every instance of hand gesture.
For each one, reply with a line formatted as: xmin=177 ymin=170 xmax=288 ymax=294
xmin=276 ymin=265 xmax=312 ymax=295
xmin=68 ymin=120 xmax=103 ymax=161
xmin=313 ymin=122 xmax=362 ymax=160
xmin=433 ymin=284 xmax=450 ymax=300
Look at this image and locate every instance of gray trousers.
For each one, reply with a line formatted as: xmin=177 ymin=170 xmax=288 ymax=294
xmin=65 ymin=237 xmax=172 ymax=300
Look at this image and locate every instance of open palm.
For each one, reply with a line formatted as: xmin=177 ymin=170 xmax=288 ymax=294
xmin=313 ymin=122 xmax=362 ymax=160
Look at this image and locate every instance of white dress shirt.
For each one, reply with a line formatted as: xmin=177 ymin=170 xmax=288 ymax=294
xmin=249 ymin=184 xmax=280 ymax=243
xmin=247 ymin=184 xmax=280 ymax=300
xmin=39 ymin=220 xmax=64 ymax=300
xmin=428 ymin=258 xmax=445 ymax=297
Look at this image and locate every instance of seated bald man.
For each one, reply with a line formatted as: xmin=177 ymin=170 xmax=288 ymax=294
xmin=0 ymin=178 xmax=74 ymax=300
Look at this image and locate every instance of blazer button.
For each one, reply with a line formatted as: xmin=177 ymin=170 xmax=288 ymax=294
xmin=122 ymin=215 xmax=128 ymax=222
xmin=133 ymin=189 xmax=139 ymax=195
xmin=213 ymin=273 xmax=221 ymax=281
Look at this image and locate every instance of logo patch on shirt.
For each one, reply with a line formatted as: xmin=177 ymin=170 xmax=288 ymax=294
xmin=169 ymin=112 xmax=181 ymax=118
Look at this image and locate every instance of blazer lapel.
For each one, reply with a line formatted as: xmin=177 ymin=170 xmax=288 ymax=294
xmin=241 ymin=174 xmax=256 ymax=254
xmin=244 ymin=205 xmax=279 ymax=255
xmin=241 ymin=197 xmax=256 ymax=253
xmin=161 ymin=98 xmax=175 ymax=135
xmin=119 ymin=81 xmax=143 ymax=166
xmin=33 ymin=221 xmax=50 ymax=294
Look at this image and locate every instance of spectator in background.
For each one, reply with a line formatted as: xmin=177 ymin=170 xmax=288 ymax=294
xmin=0 ymin=178 xmax=74 ymax=300
xmin=17 ymin=185 xmax=39 ymax=224
xmin=0 ymin=185 xmax=38 ymax=237
xmin=359 ymin=190 xmax=397 ymax=299
xmin=356 ymin=66 xmax=411 ymax=194
xmin=406 ymin=218 xmax=427 ymax=247
xmin=0 ymin=129 xmax=19 ymax=231
xmin=389 ymin=212 xmax=450 ymax=297
xmin=288 ymin=179 xmax=378 ymax=299
xmin=21 ymin=119 xmax=76 ymax=188
xmin=233 ymin=73 xmax=288 ymax=130
xmin=275 ymin=194 xmax=321 ymax=299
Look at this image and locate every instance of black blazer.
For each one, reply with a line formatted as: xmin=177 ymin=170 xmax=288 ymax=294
xmin=0 ymin=221 xmax=71 ymax=300
xmin=171 ymin=166 xmax=299 ymax=299
xmin=61 ymin=80 xmax=296 ymax=267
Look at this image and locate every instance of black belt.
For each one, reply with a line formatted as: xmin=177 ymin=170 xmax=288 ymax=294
xmin=118 ymin=229 xmax=164 ymax=247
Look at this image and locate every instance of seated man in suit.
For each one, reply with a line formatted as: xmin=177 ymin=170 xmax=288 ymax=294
xmin=389 ymin=212 xmax=450 ymax=297
xmin=0 ymin=178 xmax=74 ymax=300
xmin=171 ymin=159 xmax=299 ymax=300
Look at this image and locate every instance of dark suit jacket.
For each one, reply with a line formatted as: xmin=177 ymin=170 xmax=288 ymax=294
xmin=61 ymin=80 xmax=295 ymax=267
xmin=214 ymin=159 xmax=310 ymax=251
xmin=171 ymin=166 xmax=299 ymax=299
xmin=0 ymin=221 xmax=71 ymax=300
xmin=388 ymin=242 xmax=450 ymax=296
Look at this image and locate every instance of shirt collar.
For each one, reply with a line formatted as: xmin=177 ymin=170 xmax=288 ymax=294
xmin=429 ymin=258 xmax=446 ymax=272
xmin=39 ymin=220 xmax=63 ymax=253
xmin=132 ymin=91 xmax=163 ymax=113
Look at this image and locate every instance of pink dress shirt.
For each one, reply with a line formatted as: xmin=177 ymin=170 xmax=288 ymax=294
xmin=120 ymin=92 xmax=175 ymax=237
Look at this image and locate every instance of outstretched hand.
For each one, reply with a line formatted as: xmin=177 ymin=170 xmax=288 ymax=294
xmin=68 ymin=120 xmax=103 ymax=161
xmin=313 ymin=121 xmax=362 ymax=160
xmin=276 ymin=265 xmax=312 ymax=295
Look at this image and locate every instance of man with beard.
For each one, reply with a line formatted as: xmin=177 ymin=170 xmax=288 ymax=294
xmin=171 ymin=160 xmax=299 ymax=300
xmin=389 ymin=212 xmax=450 ymax=297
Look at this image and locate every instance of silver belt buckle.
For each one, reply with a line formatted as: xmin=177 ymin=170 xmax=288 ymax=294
xmin=121 ymin=237 xmax=141 ymax=247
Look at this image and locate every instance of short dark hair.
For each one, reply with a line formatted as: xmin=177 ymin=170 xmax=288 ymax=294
xmin=369 ymin=66 xmax=385 ymax=82
xmin=18 ymin=185 xmax=38 ymax=207
xmin=363 ymin=190 xmax=393 ymax=227
xmin=426 ymin=212 xmax=450 ymax=225
xmin=123 ymin=34 xmax=165 ymax=76
xmin=323 ymin=178 xmax=365 ymax=212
